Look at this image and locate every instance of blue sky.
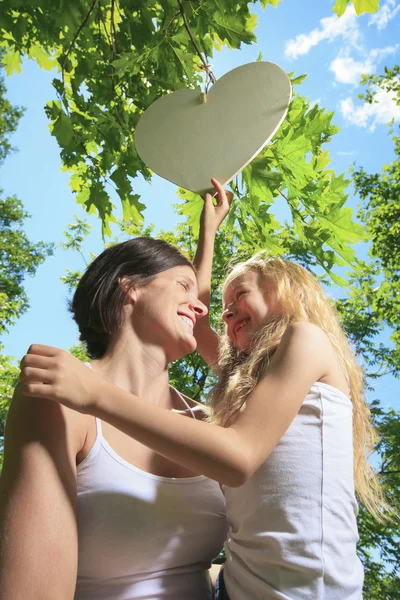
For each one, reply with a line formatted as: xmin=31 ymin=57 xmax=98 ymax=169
xmin=1 ymin=0 xmax=399 ymax=409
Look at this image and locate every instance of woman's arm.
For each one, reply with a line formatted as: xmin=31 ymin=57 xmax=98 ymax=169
xmin=193 ymin=178 xmax=232 ymax=367
xmin=21 ymin=322 xmax=331 ymax=487
xmin=0 ymin=384 xmax=86 ymax=599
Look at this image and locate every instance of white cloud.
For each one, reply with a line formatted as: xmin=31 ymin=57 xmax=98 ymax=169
xmin=337 ymin=150 xmax=357 ymax=156
xmin=284 ymin=2 xmax=400 ymax=133
xmin=369 ymin=0 xmax=400 ymax=30
xmin=285 ymin=6 xmax=360 ymax=59
xmin=329 ymin=45 xmax=399 ymax=85
xmin=330 ymin=56 xmax=374 ymax=84
xmin=370 ymin=44 xmax=400 ymax=61
xmin=340 ymin=86 xmax=400 ymax=130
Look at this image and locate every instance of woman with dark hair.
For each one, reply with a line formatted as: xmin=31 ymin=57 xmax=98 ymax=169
xmin=0 ymin=202 xmax=231 ymax=599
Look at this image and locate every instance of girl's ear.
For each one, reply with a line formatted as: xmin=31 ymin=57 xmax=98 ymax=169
xmin=119 ymin=277 xmax=138 ymax=303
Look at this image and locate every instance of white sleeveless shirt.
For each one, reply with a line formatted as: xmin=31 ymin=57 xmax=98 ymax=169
xmin=223 ymin=382 xmax=364 ymax=600
xmin=75 ymin=400 xmax=227 ymax=599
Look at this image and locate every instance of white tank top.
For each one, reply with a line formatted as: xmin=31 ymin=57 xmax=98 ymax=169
xmin=223 ymin=382 xmax=364 ymax=600
xmin=75 ymin=392 xmax=227 ymax=599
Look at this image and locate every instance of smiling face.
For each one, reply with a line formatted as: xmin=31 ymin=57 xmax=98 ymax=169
xmin=129 ymin=265 xmax=207 ymax=361
xmin=222 ymin=269 xmax=284 ymax=351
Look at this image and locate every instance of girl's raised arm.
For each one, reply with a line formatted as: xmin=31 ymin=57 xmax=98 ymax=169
xmin=193 ymin=178 xmax=232 ymax=368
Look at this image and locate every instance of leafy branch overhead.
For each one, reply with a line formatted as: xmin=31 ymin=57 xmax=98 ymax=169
xmin=1 ymin=1 xmax=264 ymax=234
xmin=0 ymin=1 xmax=379 ymax=266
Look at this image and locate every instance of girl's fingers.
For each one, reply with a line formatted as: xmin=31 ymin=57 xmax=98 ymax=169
xmin=210 ymin=178 xmax=225 ymax=203
xmin=204 ymin=192 xmax=213 ymax=205
xmin=21 ymin=366 xmax=54 ymax=385
xmin=23 ymin=382 xmax=56 ymax=399
xmin=26 ymin=344 xmax=61 ymax=357
xmin=210 ymin=178 xmax=233 ymax=208
xmin=20 ymin=353 xmax=53 ymax=370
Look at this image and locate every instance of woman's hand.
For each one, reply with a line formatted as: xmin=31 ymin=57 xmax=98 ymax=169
xmin=200 ymin=178 xmax=233 ymax=235
xmin=20 ymin=345 xmax=100 ymax=414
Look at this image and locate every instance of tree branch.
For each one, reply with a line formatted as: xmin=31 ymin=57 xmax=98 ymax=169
xmin=176 ymin=0 xmax=216 ymax=84
xmin=63 ymin=0 xmax=99 ymax=76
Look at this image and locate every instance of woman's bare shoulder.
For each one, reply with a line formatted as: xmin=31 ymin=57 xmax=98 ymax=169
xmin=9 ymin=382 xmax=91 ymax=456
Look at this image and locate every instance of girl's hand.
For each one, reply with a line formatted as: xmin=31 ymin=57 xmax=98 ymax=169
xmin=200 ymin=178 xmax=233 ymax=235
xmin=20 ymin=345 xmax=100 ymax=414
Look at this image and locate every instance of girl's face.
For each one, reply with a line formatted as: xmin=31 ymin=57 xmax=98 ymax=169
xmin=222 ymin=270 xmax=284 ymax=351
xmin=131 ymin=265 xmax=207 ymax=360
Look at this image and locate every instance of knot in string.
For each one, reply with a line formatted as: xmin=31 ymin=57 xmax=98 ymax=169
xmin=198 ymin=63 xmax=216 ymax=103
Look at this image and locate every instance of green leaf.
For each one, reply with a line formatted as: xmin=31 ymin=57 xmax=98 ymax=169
xmin=85 ymin=140 xmax=98 ymax=154
xmin=51 ymin=108 xmax=74 ymax=148
xmin=291 ymin=74 xmax=307 ymax=86
xmin=88 ymin=184 xmax=116 ymax=238
xmin=334 ymin=0 xmax=380 ymax=15
xmin=110 ymin=167 xmax=145 ymax=223
xmin=120 ymin=193 xmax=146 ymax=224
xmin=28 ymin=43 xmax=58 ymax=70
xmin=1 ymin=50 xmax=22 ymax=75
xmin=76 ymin=186 xmax=90 ymax=209
xmin=353 ymin=0 xmax=380 ymax=15
xmin=321 ymin=206 xmax=367 ymax=244
xmin=170 ymin=45 xmax=196 ymax=79
xmin=333 ymin=0 xmax=349 ymax=16
xmin=176 ymin=188 xmax=203 ymax=236
xmin=278 ymin=133 xmax=314 ymax=186
xmin=314 ymin=150 xmax=331 ymax=171
xmin=260 ymin=0 xmax=284 ymax=7
xmin=213 ymin=11 xmax=257 ymax=48
xmin=112 ymin=48 xmax=152 ymax=77
xmin=279 ymin=133 xmax=312 ymax=160
xmin=69 ymin=172 xmax=84 ymax=192
xmin=328 ymin=271 xmax=347 ymax=286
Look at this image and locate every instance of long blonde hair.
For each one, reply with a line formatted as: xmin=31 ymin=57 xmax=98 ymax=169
xmin=209 ymin=253 xmax=388 ymax=520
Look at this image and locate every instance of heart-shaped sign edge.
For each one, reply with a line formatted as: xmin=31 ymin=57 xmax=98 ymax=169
xmin=135 ymin=61 xmax=292 ymax=195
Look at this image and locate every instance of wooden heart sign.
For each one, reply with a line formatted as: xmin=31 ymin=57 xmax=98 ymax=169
xmin=135 ymin=61 xmax=292 ymax=195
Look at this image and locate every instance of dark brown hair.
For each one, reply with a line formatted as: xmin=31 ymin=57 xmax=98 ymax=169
xmin=71 ymin=237 xmax=193 ymax=359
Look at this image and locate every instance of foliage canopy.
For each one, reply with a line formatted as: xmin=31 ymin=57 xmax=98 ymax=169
xmin=0 ymin=0 xmax=378 ymax=282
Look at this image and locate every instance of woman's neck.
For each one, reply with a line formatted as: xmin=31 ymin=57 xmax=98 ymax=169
xmin=91 ymin=335 xmax=171 ymax=408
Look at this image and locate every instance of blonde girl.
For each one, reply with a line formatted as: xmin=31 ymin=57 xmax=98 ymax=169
xmin=18 ymin=179 xmax=386 ymax=599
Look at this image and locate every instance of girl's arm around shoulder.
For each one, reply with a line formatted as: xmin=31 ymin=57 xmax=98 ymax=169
xmin=92 ymin=322 xmax=331 ymax=485
xmin=20 ymin=327 xmax=331 ymax=490
xmin=0 ymin=383 xmax=88 ymax=600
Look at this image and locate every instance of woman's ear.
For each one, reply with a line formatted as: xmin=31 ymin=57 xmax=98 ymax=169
xmin=119 ymin=277 xmax=138 ymax=303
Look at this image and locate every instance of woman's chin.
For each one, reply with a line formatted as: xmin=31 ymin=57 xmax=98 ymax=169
xmin=173 ymin=335 xmax=197 ymax=359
